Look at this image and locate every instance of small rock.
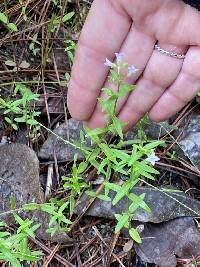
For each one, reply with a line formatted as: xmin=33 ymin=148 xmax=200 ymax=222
xmin=123 ymin=239 xmax=134 ymax=253
xmin=179 ymin=114 xmax=200 ymax=170
xmin=15 ymin=126 xmax=29 ymax=145
xmin=0 ymin=143 xmax=72 ymax=243
xmin=0 ymin=143 xmax=44 ymax=223
xmin=135 ymin=217 xmax=200 ymax=267
xmin=42 ymin=97 xmax=65 ymax=115
xmin=0 ymin=136 xmax=10 ymax=145
xmin=76 ymin=187 xmax=200 ymax=223
xmin=125 ymin=119 xmax=168 ymax=141
xmin=49 ymin=48 xmax=68 ymax=70
xmin=38 ymin=119 xmax=86 ymax=161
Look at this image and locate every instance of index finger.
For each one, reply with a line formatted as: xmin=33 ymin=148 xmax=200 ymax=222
xmin=67 ymin=0 xmax=131 ymax=120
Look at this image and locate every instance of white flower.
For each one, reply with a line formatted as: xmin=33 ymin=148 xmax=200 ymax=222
xmin=115 ymin=52 xmax=124 ymax=62
xmin=104 ymin=58 xmax=114 ymax=67
xmin=146 ymin=150 xmax=160 ymax=166
xmin=128 ymin=65 xmax=139 ymax=76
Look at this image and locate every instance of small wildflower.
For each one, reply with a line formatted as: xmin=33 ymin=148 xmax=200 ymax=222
xmin=146 ymin=150 xmax=160 ymax=166
xmin=115 ymin=52 xmax=124 ymax=63
xmin=128 ymin=65 xmax=139 ymax=76
xmin=104 ymin=58 xmax=114 ymax=67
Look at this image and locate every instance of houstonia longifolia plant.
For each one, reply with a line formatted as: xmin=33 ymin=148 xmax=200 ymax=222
xmin=0 ymin=53 xmax=164 ymax=266
xmin=63 ymin=53 xmax=164 ymax=243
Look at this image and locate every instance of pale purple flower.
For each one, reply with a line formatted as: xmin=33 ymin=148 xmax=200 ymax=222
xmin=146 ymin=151 xmax=160 ymax=166
xmin=104 ymin=58 xmax=114 ymax=67
xmin=115 ymin=52 xmax=124 ymax=62
xmin=128 ymin=65 xmax=139 ymax=76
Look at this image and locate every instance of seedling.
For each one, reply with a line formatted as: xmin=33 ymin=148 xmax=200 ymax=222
xmin=0 ymin=12 xmax=18 ymax=32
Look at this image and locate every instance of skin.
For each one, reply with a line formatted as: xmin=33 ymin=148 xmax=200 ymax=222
xmin=67 ymin=0 xmax=200 ymax=131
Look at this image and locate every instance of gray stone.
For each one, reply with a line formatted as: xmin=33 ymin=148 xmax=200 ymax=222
xmin=124 ymin=119 xmax=168 ymax=141
xmin=76 ymin=187 xmax=200 ymax=223
xmin=38 ymin=119 xmax=85 ymax=161
xmin=135 ymin=217 xmax=200 ymax=267
xmin=196 ymin=95 xmax=200 ymax=104
xmin=179 ymin=114 xmax=200 ymax=170
xmin=0 ymin=144 xmax=72 ymax=243
xmin=0 ymin=143 xmax=44 ymax=222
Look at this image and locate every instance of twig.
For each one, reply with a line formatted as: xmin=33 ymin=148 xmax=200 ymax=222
xmin=42 ymin=243 xmax=60 ymax=267
xmin=30 ymin=237 xmax=75 ymax=267
xmin=92 ymin=226 xmax=126 ymax=267
xmin=45 ymin=163 xmax=53 ymax=199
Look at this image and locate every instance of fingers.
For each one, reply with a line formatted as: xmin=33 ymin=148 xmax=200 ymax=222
xmin=67 ymin=0 xmax=131 ymax=121
xmin=117 ymin=43 xmax=188 ymax=130
xmin=86 ymin=27 xmax=156 ymax=128
xmin=149 ymin=46 xmax=200 ymax=121
xmin=129 ymin=0 xmax=200 ymax=46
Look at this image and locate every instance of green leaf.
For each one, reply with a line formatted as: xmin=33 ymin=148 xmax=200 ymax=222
xmin=49 ymin=215 xmax=57 ymax=226
xmin=117 ymin=84 xmax=136 ymax=97
xmin=115 ymin=213 xmax=129 ymax=232
xmin=1 ymin=250 xmax=22 ymax=267
xmin=139 ymin=170 xmax=155 ymax=180
xmin=60 ymin=216 xmax=72 ymax=225
xmin=8 ymin=23 xmax=18 ymax=31
xmin=112 ymin=179 xmax=139 ymax=205
xmin=85 ymin=127 xmax=106 ymax=138
xmin=138 ymin=162 xmax=159 ymax=175
xmin=87 ymin=147 xmax=100 ymax=161
xmin=128 ymin=193 xmax=151 ymax=213
xmin=10 ymin=193 xmax=16 ymax=209
xmin=102 ymin=87 xmax=115 ymax=97
xmin=111 ymin=116 xmax=124 ymax=139
xmin=97 ymin=194 xmax=111 ymax=201
xmin=129 ymin=228 xmax=142 ymax=243
xmin=85 ymin=190 xmax=97 ymax=198
xmin=26 ymin=118 xmax=38 ymax=125
xmin=77 ymin=162 xmax=88 ymax=174
xmin=58 ymin=202 xmax=68 ymax=214
xmin=111 ymin=148 xmax=130 ymax=162
xmin=0 ymin=232 xmax=10 ymax=238
xmin=0 ymin=12 xmax=8 ymax=24
xmin=99 ymin=143 xmax=117 ymax=163
xmin=110 ymin=69 xmax=120 ymax=82
xmin=23 ymin=203 xmax=39 ymax=211
xmin=14 ymin=117 xmax=26 ymax=123
xmin=62 ymin=11 xmax=75 ymax=22
xmin=4 ymin=117 xmax=12 ymax=124
xmin=97 ymin=158 xmax=109 ymax=175
xmin=12 ymin=123 xmax=18 ymax=130
xmin=105 ymin=182 xmax=121 ymax=192
xmin=144 ymin=140 xmax=164 ymax=150
xmin=41 ymin=203 xmax=56 ymax=215
xmin=0 ymin=221 xmax=7 ymax=227
xmin=98 ymin=96 xmax=115 ymax=115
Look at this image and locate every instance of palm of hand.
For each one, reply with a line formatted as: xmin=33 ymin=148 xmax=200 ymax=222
xmin=68 ymin=0 xmax=200 ymax=130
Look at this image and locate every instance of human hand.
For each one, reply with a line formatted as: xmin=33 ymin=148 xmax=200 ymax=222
xmin=67 ymin=0 xmax=200 ymax=131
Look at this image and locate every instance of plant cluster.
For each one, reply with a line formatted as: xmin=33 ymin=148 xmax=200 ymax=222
xmin=68 ymin=54 xmax=163 ymax=243
xmin=0 ymin=12 xmax=18 ymax=32
xmin=0 ymin=54 xmax=164 ymax=265
xmin=0 ymin=83 xmax=40 ymax=131
xmin=0 ymin=216 xmax=41 ymax=267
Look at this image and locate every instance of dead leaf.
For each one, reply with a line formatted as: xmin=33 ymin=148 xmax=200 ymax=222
xmin=123 ymin=239 xmax=134 ymax=253
xmin=19 ymin=60 xmax=30 ymax=69
xmin=5 ymin=60 xmax=16 ymax=67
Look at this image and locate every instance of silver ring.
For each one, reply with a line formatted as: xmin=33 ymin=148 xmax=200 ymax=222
xmin=154 ymin=44 xmax=186 ymax=59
